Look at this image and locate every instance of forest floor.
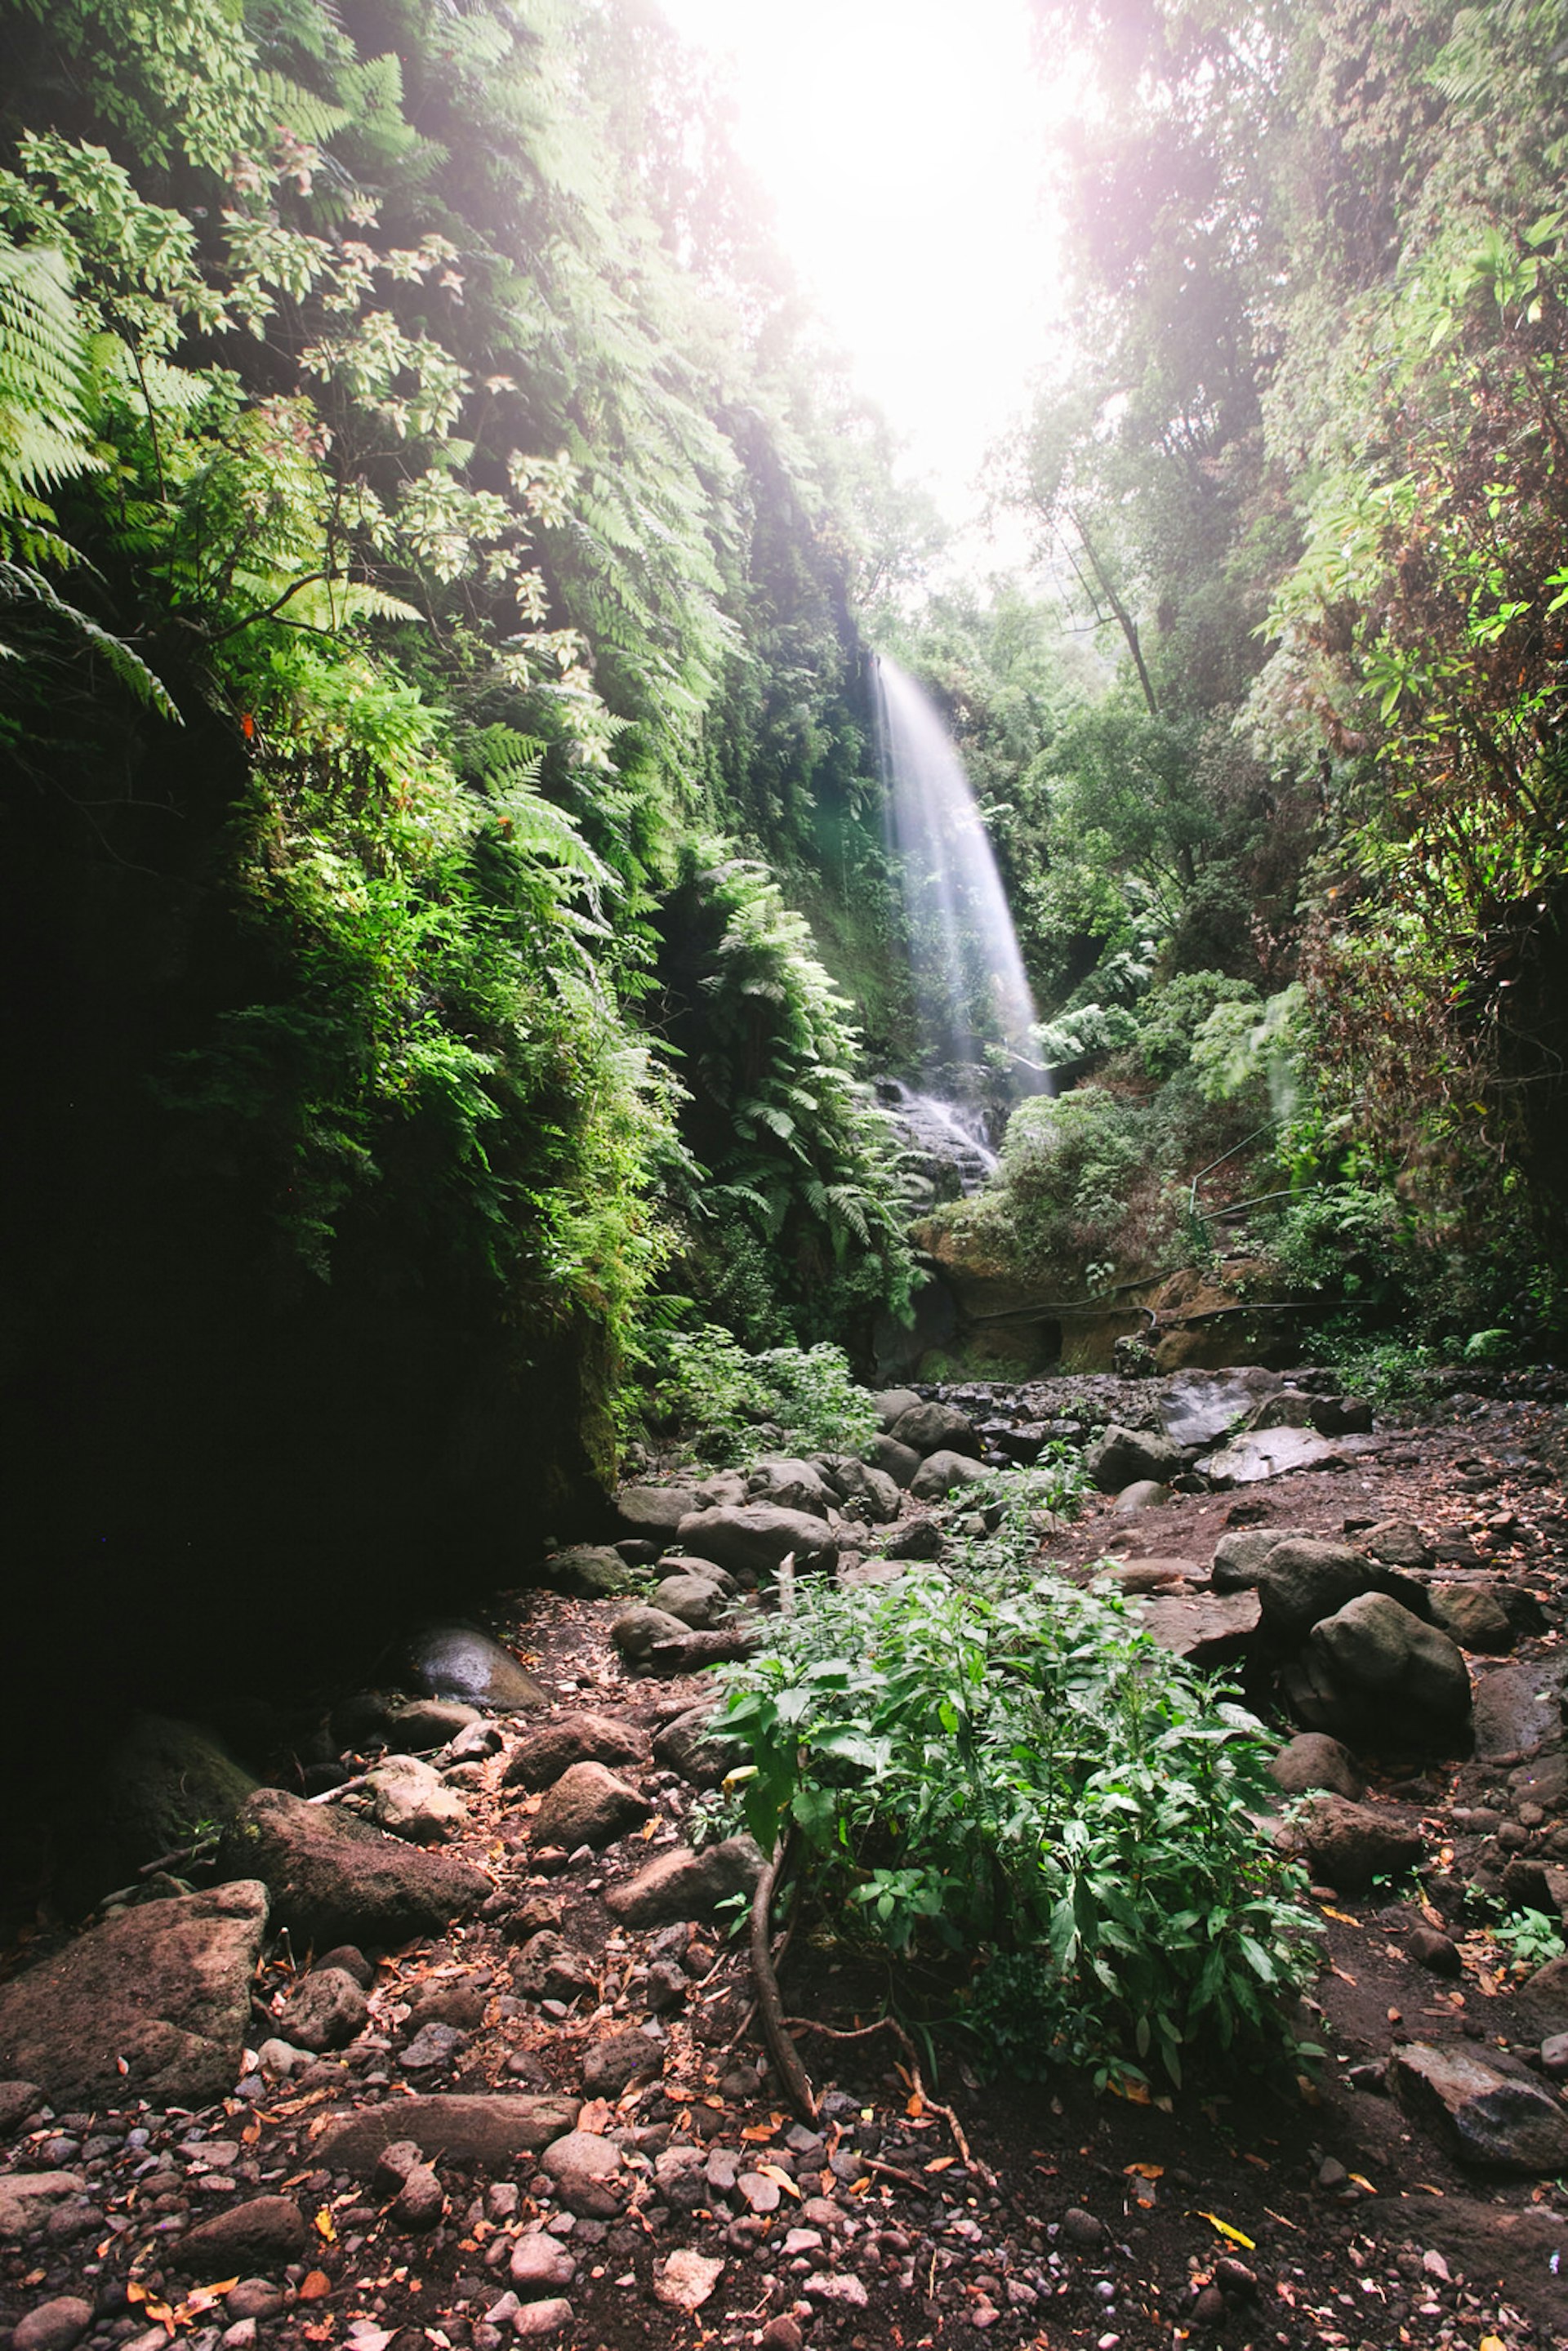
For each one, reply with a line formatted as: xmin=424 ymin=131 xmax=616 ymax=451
xmin=4 ymin=1372 xmax=1568 ymax=2351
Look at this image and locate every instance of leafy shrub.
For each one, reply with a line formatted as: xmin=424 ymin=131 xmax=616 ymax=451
xmin=716 ymin=1561 xmax=1317 ymax=2084
xmin=636 ymin=1325 xmax=879 ymax=1463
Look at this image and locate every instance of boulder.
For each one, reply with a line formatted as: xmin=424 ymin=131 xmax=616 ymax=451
xmin=1111 ymin=1479 xmax=1169 ymax=1516
xmin=817 ymin=1455 xmax=900 ymax=1522
xmin=652 ymin=1574 xmax=733 ymax=1630
xmin=364 ymin=1754 xmax=468 ymax=1844
xmin=1472 ymin=1660 xmax=1568 ymax=1762
xmin=1083 ymin=1424 xmax=1184 ymax=1491
xmin=1269 ymin=1732 xmax=1365 ymax=1801
xmin=613 ymin=1485 xmax=702 ymax=1543
xmin=605 ymin=1836 xmax=764 ymax=1926
xmin=11 ymin=2299 xmax=92 ymax=2351
xmin=653 ymin=1704 xmax=747 ymax=1789
xmin=532 ymin=1762 xmax=653 ymax=1850
xmin=0 ymin=1881 xmax=267 ymax=2108
xmin=541 ymin=2128 xmax=623 ymax=2217
xmin=1361 ymin=1519 xmax=1432 ymax=1570
xmin=62 ymin=1712 xmax=257 ymax=1905
xmin=1291 ymin=1794 xmax=1422 ymax=1891
xmin=1210 ymin=1529 xmax=1288 ymax=1587
xmin=336 ymin=1695 xmax=481 ymax=1752
xmin=882 ymin=1520 xmax=946 ymax=1561
xmin=864 ymin=1435 xmax=921 ymax=1489
xmin=1196 ymin=1427 xmax=1348 ymax=1485
xmin=1250 ymin=1390 xmax=1316 ymax=1430
xmin=169 ymin=2196 xmax=308 ymax=2278
xmin=1428 ymin=1582 xmax=1517 ymax=1654
xmin=220 ymin=1788 xmax=488 ymax=1945
xmin=871 ymin=1389 xmax=923 ymax=1432
xmin=406 ymin=1625 xmax=546 ymax=1712
xmin=1285 ymin=1594 xmax=1471 ymax=1748
xmin=1158 ymin=1369 xmax=1277 ymax=1448
xmin=909 ymin=1449 xmax=988 ymax=1502
xmin=1390 ymin=2042 xmax=1568 ymax=2173
xmin=1137 ymin=1591 xmax=1262 ymax=1668
xmin=581 ymin=2027 xmax=663 ymax=2097
xmin=889 ymin=1401 xmax=980 ymax=1458
xmin=611 ymin=1606 xmax=693 ymax=1663
xmin=0 ymin=2178 xmax=85 ymax=2242
xmin=1311 ymin=1395 xmax=1374 ymax=1436
xmin=277 ymin=1966 xmax=368 ymax=2053
xmin=545 ymin=1546 xmax=633 ymax=1600
xmin=745 ymin=1458 xmax=835 ymax=1518
xmin=674 ymin=1506 xmax=838 ymax=1583
xmin=1232 ymin=1537 xmax=1375 ymax=1645
xmin=504 ymin=1713 xmax=652 ymax=1792
xmin=511 ymin=1930 xmax=595 ymax=2004
xmin=317 ymin=2093 xmax=581 ymax=2175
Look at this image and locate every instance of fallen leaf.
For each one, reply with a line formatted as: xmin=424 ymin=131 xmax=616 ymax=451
xmin=299 ymin=2271 xmax=333 ymax=2301
xmin=640 ymin=1817 xmax=658 ymax=1840
xmin=1124 ymin=2163 xmax=1164 ymax=2179
xmin=1348 ymin=2172 xmax=1377 ymax=2194
xmin=924 ymin=2156 xmax=955 ymax=2174
xmin=757 ymin=2163 xmax=801 ymax=2198
xmin=1320 ymin=1906 xmax=1359 ymax=1925
xmin=1241 ymin=2153 xmax=1270 ymax=2171
xmin=1196 ymin=2212 xmax=1256 ymax=2250
xmin=301 ymin=2326 xmax=333 ymax=2345
xmin=1480 ymin=2335 xmax=1507 ymax=2351
xmin=577 ymin=2099 xmax=613 ymax=2135
xmin=314 ymin=2208 xmax=337 ymax=2242
xmin=906 ymin=2093 xmax=925 ymax=2119
xmin=1330 ymin=1966 xmax=1358 ymax=1986
xmin=741 ymin=2124 xmax=775 ymax=2143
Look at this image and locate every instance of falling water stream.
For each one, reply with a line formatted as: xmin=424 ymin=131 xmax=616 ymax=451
xmin=874 ymin=654 xmax=1048 ymax=1111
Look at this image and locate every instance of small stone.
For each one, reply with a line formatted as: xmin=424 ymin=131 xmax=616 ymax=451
xmin=1291 ymin=1794 xmax=1423 ymax=1892
xmin=653 ymin=2248 xmax=724 ymax=2313
xmin=644 ymin=1961 xmax=687 ymax=2013
xmin=372 ymin=2140 xmax=425 ymax=2197
xmin=12 ymin=2295 xmax=94 ymax=2351
xmin=803 ymin=2272 xmax=868 ymax=2308
xmin=390 ymin=2163 xmax=445 ymax=2230
xmin=759 ymin=2320 xmax=803 ymax=2351
xmin=737 ymin=2171 xmax=781 ymax=2213
xmin=1541 ymin=2033 xmax=1568 ymax=2077
xmin=400 ymin=2021 xmax=465 ymax=2073
xmin=532 ymin=1763 xmax=654 ymax=1852
xmin=168 ymin=2195 xmax=309 ymax=2276
xmin=1192 ymin=2283 xmax=1227 ymax=2327
xmin=1269 ymin=1732 xmax=1365 ymax=1801
xmin=1061 ymin=2206 xmax=1103 ymax=2248
xmin=220 ymin=2321 xmax=256 ymax=2350
xmin=0 ymin=2082 xmax=45 ymax=2136
xmin=278 ymin=1967 xmax=369 ymax=2053
xmin=511 ymin=2300 xmax=572 ymax=2339
xmin=1213 ymin=2255 xmax=1258 ymax=2299
xmin=540 ymin=2129 xmax=622 ymax=2218
xmin=1408 ymin=1926 xmax=1463 ymax=1978
xmin=1316 ymin=2157 xmax=1348 ymax=2191
xmin=581 ymin=2028 xmax=662 ymax=2099
xmin=224 ymin=2283 xmax=284 ymax=2322
xmin=509 ymin=2234 xmax=576 ymax=2297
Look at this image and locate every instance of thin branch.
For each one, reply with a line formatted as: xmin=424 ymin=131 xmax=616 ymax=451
xmin=751 ymin=1833 xmax=817 ymax=2122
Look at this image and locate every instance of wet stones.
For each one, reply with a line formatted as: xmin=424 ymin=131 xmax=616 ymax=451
xmin=531 ymin=1762 xmax=654 ymax=1850
xmin=504 ymin=1712 xmax=653 ymax=1791
xmin=220 ymin=1789 xmax=489 ymax=1947
xmin=1284 ymin=1593 xmax=1472 ymax=1748
xmin=405 ymin=1625 xmax=547 ymax=1711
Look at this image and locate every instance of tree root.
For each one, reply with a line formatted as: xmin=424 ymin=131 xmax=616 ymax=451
xmin=782 ymin=2013 xmax=998 ymax=2190
xmin=749 ymin=1831 xmax=819 ymax=2122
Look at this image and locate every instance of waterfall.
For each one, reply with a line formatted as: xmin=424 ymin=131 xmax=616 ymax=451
xmin=873 ymin=653 xmax=1048 ymax=1102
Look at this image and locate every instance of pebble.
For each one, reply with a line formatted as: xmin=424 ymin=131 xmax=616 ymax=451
xmin=1060 ymin=2206 xmax=1104 ymax=2248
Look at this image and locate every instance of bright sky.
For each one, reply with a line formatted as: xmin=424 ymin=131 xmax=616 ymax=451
xmin=656 ymin=0 xmax=1064 ymax=568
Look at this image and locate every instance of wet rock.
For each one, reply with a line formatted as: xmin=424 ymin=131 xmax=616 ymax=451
xmin=364 ymin=1753 xmax=468 ymax=1843
xmin=604 ymin=1836 xmax=764 ymax=1926
xmin=1472 ymin=1659 xmax=1568 ymax=1761
xmin=652 ymin=1574 xmax=733 ymax=1630
xmin=675 ymin=1506 xmax=839 ymax=1582
xmin=0 ymin=2176 xmax=82 ymax=2242
xmin=613 ymin=1485 xmax=701 ymax=1543
xmin=1270 ymin=1731 xmax=1365 ymax=1801
xmin=11 ymin=2297 xmax=93 ymax=2351
xmin=889 ymin=1401 xmax=980 ymax=1458
xmin=1231 ymin=1536 xmax=1376 ymax=1645
xmin=653 ymin=2249 xmax=724 ymax=2314
xmin=1429 ymin=1583 xmax=1516 ymax=1654
xmin=169 ymin=2196 xmax=309 ymax=2276
xmin=908 ymin=1448 xmax=987 ymax=1501
xmin=510 ymin=2233 xmax=577 ymax=2295
xmin=1084 ymin=1424 xmax=1184 ymax=1492
xmin=1285 ymin=1594 xmax=1471 ymax=1748
xmin=612 ymin=1605 xmax=702 ymax=1663
xmin=505 ymin=1712 xmax=652 ymax=1792
xmin=220 ymin=1789 xmax=488 ymax=1945
xmin=545 ymin=1546 xmax=634 ymax=1600
xmin=532 ymin=1762 xmax=654 ymax=1850
xmin=882 ymin=1519 xmax=946 ymax=1561
xmin=318 ymin=2094 xmax=581 ymax=2175
xmin=1391 ymin=2041 xmax=1568 ymax=2172
xmin=1197 ymin=1427 xmax=1349 ymax=1485
xmin=871 ymin=1389 xmax=923 ymax=1432
xmin=277 ymin=1966 xmax=369 ymax=2052
xmin=406 ymin=1625 xmax=546 ymax=1712
xmin=390 ymin=2163 xmax=446 ymax=2230
xmin=0 ymin=1880 xmax=267 ymax=2108
xmin=1112 ymin=1478 xmax=1169 ymax=1515
xmin=864 ymin=1435 xmax=920 ymax=1489
xmin=651 ymin=1705 xmax=746 ymax=1789
xmin=1291 ymin=1794 xmax=1423 ymax=1891
xmin=1138 ymin=1590 xmax=1261 ymax=1666
xmin=541 ymin=2129 xmax=623 ymax=2217
xmin=581 ymin=2028 xmax=662 ymax=2097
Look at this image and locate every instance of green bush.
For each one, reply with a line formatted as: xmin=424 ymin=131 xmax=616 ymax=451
xmin=635 ymin=1325 xmax=879 ymax=1463
xmin=715 ymin=1558 xmax=1317 ymax=2085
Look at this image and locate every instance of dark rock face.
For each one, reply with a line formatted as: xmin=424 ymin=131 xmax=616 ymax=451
xmin=1083 ymin=1424 xmax=1184 ymax=1492
xmin=220 ymin=1788 xmax=489 ymax=1945
xmin=406 ymin=1625 xmax=546 ymax=1711
xmin=1391 ymin=2042 xmax=1568 ymax=2173
xmin=316 ymin=2093 xmax=581 ymax=2175
xmin=674 ymin=1506 xmax=838 ymax=1582
xmin=1472 ymin=1660 xmax=1568 ymax=1761
xmin=504 ymin=1714 xmax=652 ymax=1792
xmin=1285 ymin=1594 xmax=1471 ymax=1748
xmin=60 ymin=1712 xmax=258 ymax=1908
xmin=0 ymin=1881 xmax=268 ymax=2108
xmin=1290 ymin=1794 xmax=1423 ymax=1890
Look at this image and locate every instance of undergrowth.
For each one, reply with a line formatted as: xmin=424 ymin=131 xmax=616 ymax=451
xmin=632 ymin=1325 xmax=880 ymax=1463
xmin=713 ymin=1504 xmax=1319 ymax=2090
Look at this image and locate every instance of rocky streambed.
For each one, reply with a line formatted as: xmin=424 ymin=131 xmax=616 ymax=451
xmin=3 ymin=1365 xmax=1568 ymax=2351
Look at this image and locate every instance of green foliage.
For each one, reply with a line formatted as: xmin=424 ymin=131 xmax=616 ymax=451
xmin=636 ymin=1326 xmax=878 ymax=1464
xmin=715 ymin=1559 xmax=1317 ymax=2083
xmin=1490 ymin=1908 xmax=1566 ymax=1972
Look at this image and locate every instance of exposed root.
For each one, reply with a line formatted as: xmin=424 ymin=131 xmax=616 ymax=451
xmin=750 ymin=1834 xmax=818 ymax=2122
xmin=782 ymin=2012 xmax=998 ymax=2189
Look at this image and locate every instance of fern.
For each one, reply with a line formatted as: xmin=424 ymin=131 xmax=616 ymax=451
xmin=0 ymin=238 xmax=102 ymax=542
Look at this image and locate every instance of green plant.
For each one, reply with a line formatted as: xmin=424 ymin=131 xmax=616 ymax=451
xmin=635 ymin=1324 xmax=880 ymax=1463
xmin=1490 ymin=1908 xmax=1566 ymax=1972
xmin=715 ymin=1563 xmax=1318 ymax=2084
